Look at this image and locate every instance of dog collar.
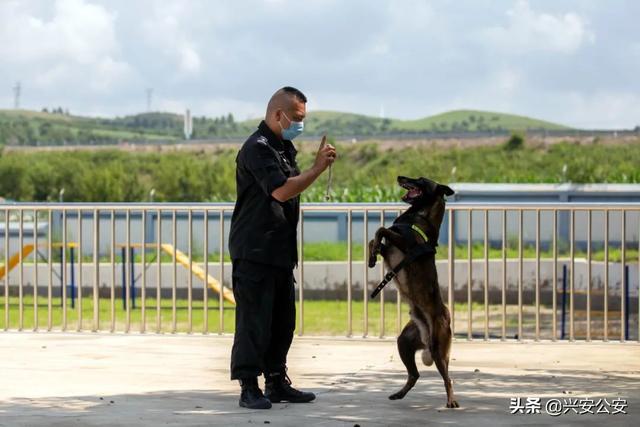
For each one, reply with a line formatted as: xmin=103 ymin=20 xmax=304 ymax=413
xmin=411 ymin=224 xmax=428 ymax=243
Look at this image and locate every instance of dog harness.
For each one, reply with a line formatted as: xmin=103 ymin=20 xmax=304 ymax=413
xmin=370 ymin=223 xmax=437 ymax=299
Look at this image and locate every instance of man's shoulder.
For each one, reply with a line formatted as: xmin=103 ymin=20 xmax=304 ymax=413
xmin=241 ymin=129 xmax=276 ymax=155
xmin=238 ymin=130 xmax=278 ymax=168
xmin=240 ymin=129 xmax=269 ymax=152
xmin=253 ymin=134 xmax=270 ymax=148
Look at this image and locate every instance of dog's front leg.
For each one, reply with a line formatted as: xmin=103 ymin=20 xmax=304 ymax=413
xmin=377 ymin=228 xmax=410 ymax=252
xmin=368 ymin=227 xmax=385 ymax=268
xmin=369 ymin=227 xmax=410 ymax=268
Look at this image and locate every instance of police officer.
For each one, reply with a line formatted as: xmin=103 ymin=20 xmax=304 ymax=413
xmin=229 ymin=87 xmax=336 ymax=409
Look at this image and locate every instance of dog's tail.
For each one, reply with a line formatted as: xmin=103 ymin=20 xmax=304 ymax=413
xmin=421 ymin=349 xmax=434 ymax=366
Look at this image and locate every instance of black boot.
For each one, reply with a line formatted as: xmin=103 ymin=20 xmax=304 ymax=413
xmin=239 ymin=377 xmax=272 ymax=409
xmin=265 ymin=372 xmax=316 ymax=403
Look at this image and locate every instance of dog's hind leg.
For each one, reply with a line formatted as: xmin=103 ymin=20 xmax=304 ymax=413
xmin=432 ymin=312 xmax=459 ymax=408
xmin=410 ymin=307 xmax=433 ymax=367
xmin=389 ymin=320 xmax=425 ymax=400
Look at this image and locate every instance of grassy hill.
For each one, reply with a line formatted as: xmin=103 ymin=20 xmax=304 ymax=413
xmin=0 ymin=108 xmax=571 ymax=146
xmin=0 ymin=109 xmax=178 ymax=145
xmin=395 ymin=109 xmax=570 ymax=132
xmin=299 ymin=109 xmax=570 ymax=135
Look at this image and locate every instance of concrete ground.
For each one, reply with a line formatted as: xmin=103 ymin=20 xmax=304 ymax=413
xmin=0 ymin=334 xmax=638 ymax=426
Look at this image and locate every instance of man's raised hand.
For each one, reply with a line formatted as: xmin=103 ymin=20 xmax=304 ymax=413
xmin=314 ymin=135 xmax=337 ymax=172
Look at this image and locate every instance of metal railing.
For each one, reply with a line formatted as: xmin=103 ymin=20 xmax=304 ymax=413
xmin=0 ymin=202 xmax=638 ymax=342
xmin=0 ymin=204 xmax=234 ymax=335
xmin=444 ymin=203 xmax=639 ymax=343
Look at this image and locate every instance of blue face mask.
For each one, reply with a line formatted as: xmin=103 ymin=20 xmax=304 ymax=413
xmin=279 ymin=111 xmax=304 ymax=140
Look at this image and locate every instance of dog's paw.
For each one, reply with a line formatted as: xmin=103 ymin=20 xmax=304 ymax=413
xmin=388 ymin=391 xmax=406 ymax=400
xmin=446 ymin=400 xmax=460 ymax=408
xmin=367 ymin=239 xmax=379 ymax=268
xmin=368 ymin=255 xmax=378 ymax=268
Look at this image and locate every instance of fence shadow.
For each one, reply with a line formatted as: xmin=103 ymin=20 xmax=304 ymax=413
xmin=1 ymin=366 xmax=637 ymax=426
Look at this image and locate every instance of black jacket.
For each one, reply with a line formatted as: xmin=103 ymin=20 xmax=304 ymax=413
xmin=229 ymin=121 xmax=301 ymax=269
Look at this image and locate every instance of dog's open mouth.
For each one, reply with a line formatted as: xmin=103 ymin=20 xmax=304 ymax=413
xmin=401 ymin=183 xmax=423 ymax=202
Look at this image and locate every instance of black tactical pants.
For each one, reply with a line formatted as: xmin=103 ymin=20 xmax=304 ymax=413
xmin=230 ymin=260 xmax=296 ymax=380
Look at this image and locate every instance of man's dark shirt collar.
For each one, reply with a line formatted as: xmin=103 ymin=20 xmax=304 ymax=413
xmin=258 ymin=120 xmax=297 ymax=155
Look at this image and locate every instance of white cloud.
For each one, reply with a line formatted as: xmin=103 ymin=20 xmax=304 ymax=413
xmin=386 ymin=0 xmax=434 ymax=31
xmin=1 ymin=0 xmax=119 ymax=62
xmin=179 ymin=45 xmax=202 ymax=74
xmin=0 ymin=0 xmax=132 ymax=93
xmin=560 ymin=91 xmax=640 ymax=129
xmin=139 ymin=2 xmax=204 ymax=76
xmin=482 ymin=0 xmax=595 ymax=53
xmin=0 ymin=0 xmax=637 ymax=129
xmin=495 ymin=68 xmax=522 ymax=93
xmin=91 ymin=57 xmax=133 ymax=92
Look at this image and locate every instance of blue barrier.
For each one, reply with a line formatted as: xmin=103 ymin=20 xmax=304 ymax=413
xmin=69 ymin=247 xmax=75 ymax=309
xmin=625 ymin=265 xmax=629 ymax=341
xmin=130 ymin=247 xmax=136 ymax=309
xmin=59 ymin=246 xmax=77 ymax=309
xmin=120 ymin=247 xmax=136 ymax=310
xmin=561 ymin=264 xmax=567 ymax=340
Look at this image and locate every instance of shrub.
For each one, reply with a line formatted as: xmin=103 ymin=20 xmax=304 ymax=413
xmin=504 ymin=132 xmax=525 ymax=150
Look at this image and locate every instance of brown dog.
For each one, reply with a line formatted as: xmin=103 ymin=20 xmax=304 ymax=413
xmin=368 ymin=176 xmax=459 ymax=408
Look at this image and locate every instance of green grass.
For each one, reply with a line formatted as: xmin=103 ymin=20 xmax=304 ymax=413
xmin=82 ymin=127 xmax=170 ymax=141
xmin=0 ymin=294 xmax=237 ymax=334
xmin=304 ymin=241 xmax=639 ymax=263
xmin=2 ymin=138 xmax=640 ymax=202
xmin=0 ymin=295 xmax=506 ymax=336
xmin=0 ymin=295 xmax=409 ymax=336
xmin=3 ymin=295 xmax=628 ymax=340
xmin=449 ymin=242 xmax=639 ymax=263
xmin=302 ymin=242 xmax=366 ymax=261
xmin=3 ymin=241 xmax=637 ymax=266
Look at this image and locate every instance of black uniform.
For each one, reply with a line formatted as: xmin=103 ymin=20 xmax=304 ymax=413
xmin=229 ymin=120 xmax=300 ymax=380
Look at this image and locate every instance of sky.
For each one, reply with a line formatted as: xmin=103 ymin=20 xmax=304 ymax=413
xmin=0 ymin=0 xmax=638 ymax=129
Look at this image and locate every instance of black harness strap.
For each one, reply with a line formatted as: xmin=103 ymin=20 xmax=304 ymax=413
xmin=370 ymin=224 xmax=436 ymax=299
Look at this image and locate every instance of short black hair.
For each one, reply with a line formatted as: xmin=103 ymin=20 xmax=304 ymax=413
xmin=281 ymin=86 xmax=307 ymax=103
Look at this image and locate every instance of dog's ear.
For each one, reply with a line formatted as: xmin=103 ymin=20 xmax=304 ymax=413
xmin=438 ymin=184 xmax=455 ymax=196
xmin=417 ymin=177 xmax=439 ymax=194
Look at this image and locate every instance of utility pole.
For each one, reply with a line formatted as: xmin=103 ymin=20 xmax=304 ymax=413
xmin=184 ymin=109 xmax=193 ymax=140
xmin=146 ymin=88 xmax=153 ymax=112
xmin=13 ymin=82 xmax=21 ymax=109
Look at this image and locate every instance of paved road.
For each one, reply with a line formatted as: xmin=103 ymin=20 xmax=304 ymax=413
xmin=1 ymin=333 xmax=638 ymax=426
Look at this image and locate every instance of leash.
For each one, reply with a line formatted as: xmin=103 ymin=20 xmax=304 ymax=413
xmin=324 ymin=164 xmax=333 ymax=201
xmin=371 ymin=268 xmax=400 ymax=299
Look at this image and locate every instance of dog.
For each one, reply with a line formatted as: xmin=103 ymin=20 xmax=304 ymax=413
xmin=368 ymin=176 xmax=459 ymax=408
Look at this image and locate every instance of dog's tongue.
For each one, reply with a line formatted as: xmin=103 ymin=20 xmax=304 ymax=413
xmin=401 ymin=187 xmax=421 ymax=202
xmin=407 ymin=188 xmax=421 ymax=198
